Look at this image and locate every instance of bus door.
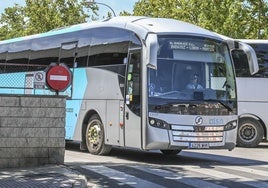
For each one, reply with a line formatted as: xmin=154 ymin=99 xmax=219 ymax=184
xmin=124 ymin=49 xmax=142 ymax=148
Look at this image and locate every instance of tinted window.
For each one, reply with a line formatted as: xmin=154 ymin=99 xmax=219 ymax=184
xmin=0 ymin=27 xmax=142 ymax=71
xmin=29 ymin=37 xmax=58 ymax=71
xmin=0 ymin=51 xmax=7 ymax=73
xmin=249 ymin=43 xmax=268 ymax=77
xmin=88 ymin=27 xmax=132 ymax=67
xmin=233 ymin=43 xmax=268 ymax=78
xmin=4 ymin=41 xmax=31 ymax=73
xmin=60 ymin=41 xmax=78 ymax=68
xmin=232 ymin=49 xmax=251 ymax=77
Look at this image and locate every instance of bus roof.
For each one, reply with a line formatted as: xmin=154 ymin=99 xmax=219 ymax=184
xmin=0 ymin=16 xmax=222 ymax=45
xmin=238 ymin=39 xmax=268 ymax=44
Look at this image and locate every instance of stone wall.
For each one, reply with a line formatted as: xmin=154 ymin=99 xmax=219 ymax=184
xmin=0 ymin=95 xmax=66 ymax=168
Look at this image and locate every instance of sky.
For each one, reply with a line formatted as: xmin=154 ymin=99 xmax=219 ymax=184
xmin=0 ymin=0 xmax=138 ymax=18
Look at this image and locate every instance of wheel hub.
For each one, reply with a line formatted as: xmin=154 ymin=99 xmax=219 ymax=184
xmin=240 ymin=125 xmax=256 ymax=141
xmin=88 ymin=125 xmax=101 ymax=145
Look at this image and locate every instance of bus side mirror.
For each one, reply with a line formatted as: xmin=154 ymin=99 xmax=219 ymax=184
xmin=146 ymin=33 xmax=158 ymax=69
xmin=216 ymin=33 xmax=259 ymax=75
xmin=236 ymin=41 xmax=259 ymax=75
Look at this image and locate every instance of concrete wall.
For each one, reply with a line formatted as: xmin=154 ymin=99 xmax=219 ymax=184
xmin=0 ymin=95 xmax=66 ymax=168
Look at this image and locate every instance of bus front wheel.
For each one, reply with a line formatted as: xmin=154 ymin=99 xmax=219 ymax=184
xmin=237 ymin=118 xmax=264 ymax=148
xmin=85 ymin=115 xmax=112 ymax=155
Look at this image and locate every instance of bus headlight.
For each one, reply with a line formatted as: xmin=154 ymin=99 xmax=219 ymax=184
xmin=224 ymin=120 xmax=237 ymax=131
xmin=149 ymin=117 xmax=170 ymax=130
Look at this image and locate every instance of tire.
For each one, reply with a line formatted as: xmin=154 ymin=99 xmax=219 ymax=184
xmin=85 ymin=114 xmax=112 ymax=155
xmin=237 ymin=118 xmax=264 ymax=148
xmin=160 ymin=149 xmax=181 ymax=155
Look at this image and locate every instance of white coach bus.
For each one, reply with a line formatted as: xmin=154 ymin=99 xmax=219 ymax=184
xmin=232 ymin=39 xmax=268 ymax=147
xmin=0 ymin=17 xmax=258 ymax=155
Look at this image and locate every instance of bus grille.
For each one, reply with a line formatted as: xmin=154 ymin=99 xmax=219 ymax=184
xmin=171 ymin=125 xmax=224 ymax=142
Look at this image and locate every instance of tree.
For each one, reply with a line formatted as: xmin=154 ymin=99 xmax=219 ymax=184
xmin=0 ymin=4 xmax=26 ymax=40
xmin=195 ymin=0 xmax=250 ymax=39
xmin=0 ymin=0 xmax=98 ymax=40
xmin=132 ymin=0 xmax=268 ymax=39
xmin=244 ymin=0 xmax=268 ymax=38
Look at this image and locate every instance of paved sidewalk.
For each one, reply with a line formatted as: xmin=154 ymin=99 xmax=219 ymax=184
xmin=0 ymin=164 xmax=87 ymax=188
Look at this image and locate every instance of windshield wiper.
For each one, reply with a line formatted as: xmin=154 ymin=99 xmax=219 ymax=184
xmin=205 ymin=99 xmax=233 ymax=112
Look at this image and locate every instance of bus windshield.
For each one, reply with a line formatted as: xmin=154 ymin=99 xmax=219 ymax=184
xmin=148 ymin=36 xmax=237 ymax=115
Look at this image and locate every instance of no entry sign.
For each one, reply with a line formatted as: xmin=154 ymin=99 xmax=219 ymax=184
xmin=46 ymin=63 xmax=72 ymax=92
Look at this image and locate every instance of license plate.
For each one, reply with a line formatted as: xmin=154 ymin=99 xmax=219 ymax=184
xmin=189 ymin=143 xmax=209 ymax=149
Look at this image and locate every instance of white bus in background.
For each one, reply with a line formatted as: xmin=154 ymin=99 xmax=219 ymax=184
xmin=0 ymin=17 xmax=258 ymax=155
xmin=232 ymin=39 xmax=268 ymax=147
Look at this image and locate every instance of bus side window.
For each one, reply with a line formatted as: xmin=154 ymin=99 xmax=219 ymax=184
xmin=251 ymin=43 xmax=268 ymax=78
xmin=232 ymin=50 xmax=251 ymax=77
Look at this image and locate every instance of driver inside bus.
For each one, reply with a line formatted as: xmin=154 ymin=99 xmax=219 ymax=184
xmin=186 ymin=74 xmax=203 ymax=89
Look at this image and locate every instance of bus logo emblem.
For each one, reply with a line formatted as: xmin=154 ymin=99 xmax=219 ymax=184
xmin=195 ymin=116 xmax=203 ymax=125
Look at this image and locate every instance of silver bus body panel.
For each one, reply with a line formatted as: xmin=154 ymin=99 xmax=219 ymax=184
xmin=72 ymin=68 xmax=124 ymax=143
xmin=236 ymin=77 xmax=268 ymax=140
xmin=124 ymin=17 xmax=233 ymax=150
xmin=125 ymin=17 xmax=222 ymax=41
xmin=71 ymin=67 xmax=142 ymax=148
xmin=146 ymin=113 xmax=237 ymax=150
xmin=236 ymin=39 xmax=268 ymax=141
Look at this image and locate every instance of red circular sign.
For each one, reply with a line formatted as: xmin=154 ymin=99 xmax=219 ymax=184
xmin=46 ymin=64 xmax=72 ymax=92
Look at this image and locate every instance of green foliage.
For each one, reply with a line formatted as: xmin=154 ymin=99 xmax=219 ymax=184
xmin=0 ymin=4 xmax=26 ymax=40
xmin=0 ymin=0 xmax=98 ymax=40
xmin=1 ymin=0 xmax=268 ymax=40
xmin=132 ymin=0 xmax=268 ymax=39
xmin=119 ymin=10 xmax=132 ymax=16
